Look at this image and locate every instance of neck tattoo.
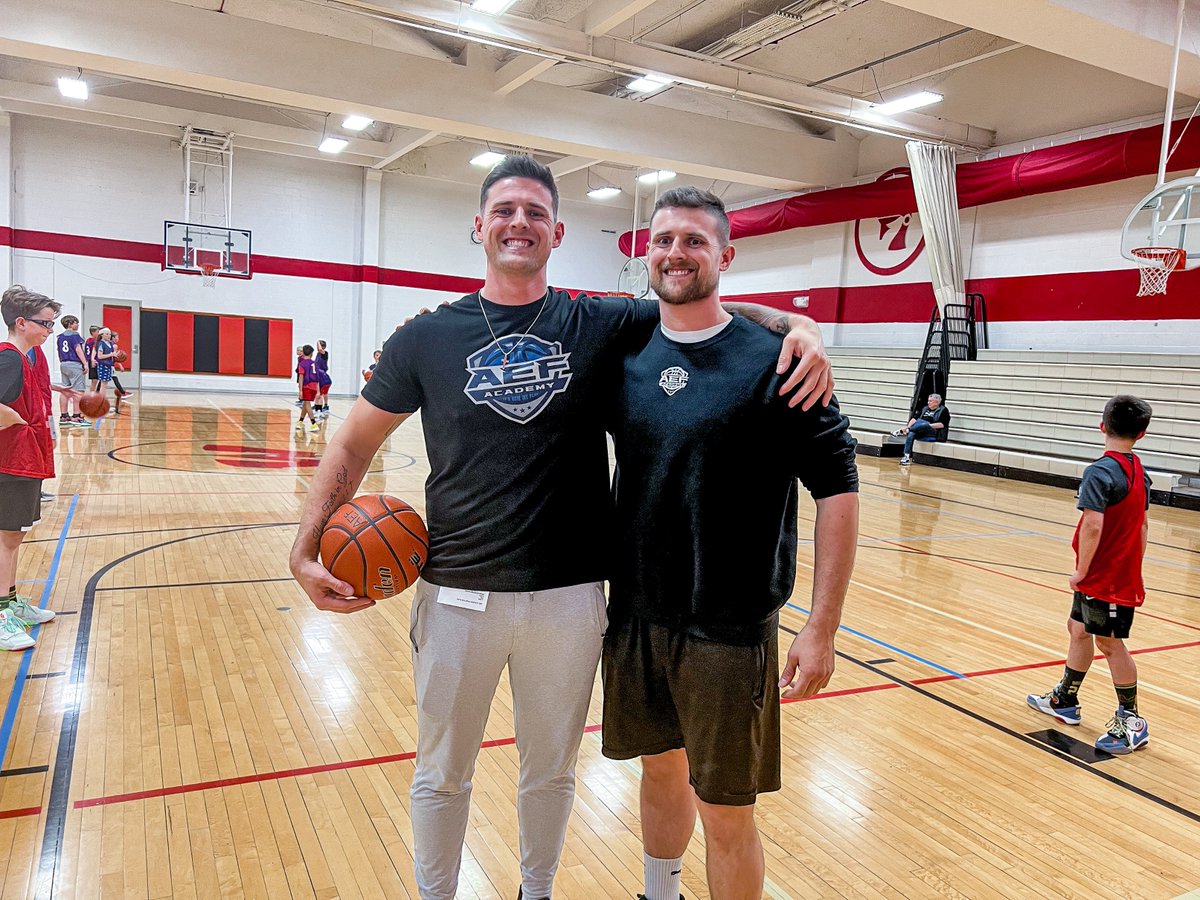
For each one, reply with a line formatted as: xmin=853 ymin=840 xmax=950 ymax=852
xmin=478 ymin=291 xmax=549 ymax=368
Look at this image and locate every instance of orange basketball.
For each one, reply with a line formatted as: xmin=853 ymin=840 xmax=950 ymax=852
xmin=79 ymin=390 xmax=110 ymax=419
xmin=363 ymin=369 xmax=373 ymax=382
xmin=319 ymin=495 xmax=428 ymax=600
xmin=115 ymin=350 xmax=128 ymax=363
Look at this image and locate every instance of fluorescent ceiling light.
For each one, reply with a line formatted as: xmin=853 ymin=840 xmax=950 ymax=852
xmin=319 ymin=137 xmax=349 ymax=154
xmin=637 ymin=169 xmax=676 ymax=185
xmin=864 ymin=90 xmax=943 ymax=116
xmin=470 ymin=151 xmax=507 ymax=167
xmin=57 ymin=76 xmax=89 ymax=100
xmin=587 ymin=186 xmax=621 ymax=200
xmin=471 ymin=0 xmax=519 ymax=14
xmin=628 ymin=74 xmax=674 ymax=93
xmin=342 ymin=115 xmax=374 ymax=131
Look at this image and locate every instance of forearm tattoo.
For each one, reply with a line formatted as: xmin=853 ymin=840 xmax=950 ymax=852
xmin=722 ymin=302 xmax=790 ymax=335
xmin=310 ymin=465 xmax=350 ymax=542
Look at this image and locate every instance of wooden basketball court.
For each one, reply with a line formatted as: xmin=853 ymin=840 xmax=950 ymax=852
xmin=2 ymin=394 xmax=1198 ymax=898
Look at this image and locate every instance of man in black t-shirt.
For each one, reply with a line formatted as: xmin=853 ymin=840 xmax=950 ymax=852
xmin=289 ymin=158 xmax=836 ymax=900
xmin=602 ymin=188 xmax=859 ymax=900
xmin=894 ymin=393 xmax=951 ymax=465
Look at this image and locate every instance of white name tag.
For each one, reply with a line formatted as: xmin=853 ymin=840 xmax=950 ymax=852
xmin=436 ymin=587 xmax=489 ymax=611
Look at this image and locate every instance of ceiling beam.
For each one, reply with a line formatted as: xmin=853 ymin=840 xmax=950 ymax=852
xmin=0 ymin=0 xmax=871 ymax=189
xmin=578 ymin=0 xmax=661 ymax=36
xmin=880 ymin=0 xmax=1200 ymax=96
xmin=493 ymin=56 xmax=558 ymax=96
xmin=372 ymin=127 xmax=440 ymax=168
xmin=548 ymin=156 xmax=601 ymax=177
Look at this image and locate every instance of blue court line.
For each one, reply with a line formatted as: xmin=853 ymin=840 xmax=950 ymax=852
xmin=784 ymin=601 xmax=966 ymax=679
xmin=0 ymin=494 xmax=79 ymax=769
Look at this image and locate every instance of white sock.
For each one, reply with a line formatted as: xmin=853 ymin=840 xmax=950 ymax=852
xmin=643 ymin=852 xmax=683 ymax=900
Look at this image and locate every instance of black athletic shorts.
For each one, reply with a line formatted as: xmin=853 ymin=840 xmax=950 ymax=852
xmin=0 ymin=473 xmax=43 ymax=532
xmin=1071 ymin=591 xmax=1135 ymax=639
xmin=87 ymin=366 xmax=97 ymax=381
xmin=601 ymin=614 xmax=781 ymax=806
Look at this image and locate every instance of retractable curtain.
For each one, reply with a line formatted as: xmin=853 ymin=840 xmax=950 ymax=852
xmin=904 ymin=141 xmax=963 ymax=317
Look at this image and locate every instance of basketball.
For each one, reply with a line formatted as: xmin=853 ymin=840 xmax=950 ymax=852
xmin=79 ymin=390 xmax=110 ymax=419
xmin=115 ymin=350 xmax=128 ymax=363
xmin=320 ymin=495 xmax=428 ymax=599
xmin=363 ymin=369 xmax=373 ymax=382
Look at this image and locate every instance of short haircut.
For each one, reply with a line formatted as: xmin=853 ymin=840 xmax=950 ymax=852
xmin=928 ymin=393 xmax=942 ymax=401
xmin=1103 ymin=395 xmax=1153 ymax=438
xmin=651 ymin=187 xmax=731 ymax=246
xmin=89 ymin=325 xmax=100 ymax=334
xmin=2 ymin=284 xmax=61 ymax=328
xmin=61 ymin=315 xmax=79 ymax=329
xmin=480 ymin=155 xmax=559 ymax=216
xmin=302 ymin=344 xmax=314 ymax=356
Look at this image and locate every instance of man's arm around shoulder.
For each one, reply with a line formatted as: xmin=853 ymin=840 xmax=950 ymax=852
xmin=289 ymin=396 xmax=410 ymax=613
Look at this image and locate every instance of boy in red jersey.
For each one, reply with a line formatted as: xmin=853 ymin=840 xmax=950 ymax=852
xmin=1026 ymin=395 xmax=1153 ymax=754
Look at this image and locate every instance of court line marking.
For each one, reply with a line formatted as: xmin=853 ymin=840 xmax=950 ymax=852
xmin=95 ymin=577 xmax=293 ymax=593
xmin=778 ymin=621 xmax=1200 ymax=826
xmin=207 ymin=397 xmax=257 ymax=439
xmin=0 ymin=495 xmax=78 ymax=772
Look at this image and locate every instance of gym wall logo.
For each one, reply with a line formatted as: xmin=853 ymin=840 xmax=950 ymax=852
xmin=464 ymin=335 xmax=573 ymax=424
xmin=853 ymin=167 xmax=926 ymax=277
xmin=659 ymin=366 xmax=689 ymax=396
xmin=202 ymin=444 xmax=321 ymax=468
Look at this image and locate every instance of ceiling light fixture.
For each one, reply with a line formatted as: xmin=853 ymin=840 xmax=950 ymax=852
xmin=861 ymin=90 xmax=943 ymax=117
xmin=319 ymin=137 xmax=349 ymax=154
xmin=628 ymin=73 xmax=675 ymax=93
xmin=470 ymin=150 xmax=507 ymax=167
xmin=57 ymin=75 xmax=89 ymax=100
xmin=342 ymin=115 xmax=374 ymax=131
xmin=637 ymin=169 xmax=676 ymax=185
xmin=471 ymin=0 xmax=519 ymax=14
xmin=587 ymin=186 xmax=622 ymax=200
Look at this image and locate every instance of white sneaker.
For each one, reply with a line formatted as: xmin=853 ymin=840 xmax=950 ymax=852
xmin=0 ymin=610 xmax=36 ymax=651
xmin=899 ymin=454 xmax=912 ymax=466
xmin=9 ymin=598 xmax=55 ymax=626
xmin=890 ymin=428 xmax=905 ymax=437
xmin=308 ymin=421 xmax=321 ymax=432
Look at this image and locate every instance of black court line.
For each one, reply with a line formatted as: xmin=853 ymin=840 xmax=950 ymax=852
xmin=777 ymin=621 xmax=1200 ymax=825
xmin=25 ymin=673 xmax=65 ymax=681
xmin=860 ymin=479 xmax=1199 ymax=556
xmin=23 ymin=521 xmax=296 ymax=545
xmin=95 ymin=577 xmax=293 ymax=593
xmin=36 ymin=521 xmax=296 ymax=900
xmin=0 ymin=765 xmax=49 ymax=778
xmin=865 ymin=658 xmax=895 ymax=665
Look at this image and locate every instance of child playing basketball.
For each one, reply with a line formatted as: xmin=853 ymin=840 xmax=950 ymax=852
xmin=314 ymin=339 xmax=331 ymax=418
xmin=0 ymin=285 xmax=62 ymax=650
xmin=295 ymin=345 xmax=320 ymax=432
xmin=93 ymin=327 xmax=117 ymax=414
xmin=1027 ymin=395 xmax=1154 ymax=754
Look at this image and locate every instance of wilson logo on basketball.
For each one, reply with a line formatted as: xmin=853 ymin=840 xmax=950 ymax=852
xmin=463 ymin=335 xmax=572 ymax=424
xmin=373 ymin=567 xmax=396 ymax=597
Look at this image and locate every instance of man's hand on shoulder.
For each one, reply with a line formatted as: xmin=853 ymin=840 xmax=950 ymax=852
xmin=776 ymin=315 xmax=833 ymax=411
xmin=397 ymin=300 xmax=451 ymax=329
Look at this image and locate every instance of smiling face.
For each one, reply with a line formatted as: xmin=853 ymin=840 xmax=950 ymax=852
xmin=648 ymin=205 xmax=735 ymax=306
xmin=475 ymin=176 xmax=564 ymax=279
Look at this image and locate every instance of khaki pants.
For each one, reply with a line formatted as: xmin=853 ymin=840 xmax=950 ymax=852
xmin=409 ymin=579 xmax=607 ymax=899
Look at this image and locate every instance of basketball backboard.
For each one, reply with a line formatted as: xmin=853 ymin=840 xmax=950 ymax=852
xmin=163 ymin=220 xmax=252 ymax=278
xmin=1120 ymin=176 xmax=1200 ymax=270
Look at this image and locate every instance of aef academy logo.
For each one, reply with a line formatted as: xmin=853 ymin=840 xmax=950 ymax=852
xmin=659 ymin=366 xmax=689 ymax=396
xmin=464 ymin=334 xmax=572 ymax=424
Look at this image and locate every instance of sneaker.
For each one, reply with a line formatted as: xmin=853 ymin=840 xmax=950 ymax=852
xmin=295 ymin=419 xmax=305 ymax=431
xmin=40 ymin=490 xmax=56 ymax=502
xmin=890 ymin=428 xmax=905 ymax=436
xmin=308 ymin=421 xmax=322 ymax=433
xmin=59 ymin=413 xmax=71 ymax=423
xmin=8 ymin=598 xmax=55 ymax=626
xmin=899 ymin=454 xmax=912 ymax=466
xmin=1026 ymin=690 xmax=1082 ymax=725
xmin=70 ymin=415 xmax=88 ymax=426
xmin=1095 ymin=707 xmax=1149 ymax=755
xmin=0 ymin=610 xmax=36 ymax=651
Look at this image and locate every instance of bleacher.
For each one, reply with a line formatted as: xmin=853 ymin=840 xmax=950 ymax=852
xmin=832 ymin=348 xmax=1200 ymax=507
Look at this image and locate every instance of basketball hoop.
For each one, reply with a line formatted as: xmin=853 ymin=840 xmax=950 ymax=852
xmin=199 ymin=263 xmax=219 ymax=288
xmin=1132 ymin=247 xmax=1184 ymax=296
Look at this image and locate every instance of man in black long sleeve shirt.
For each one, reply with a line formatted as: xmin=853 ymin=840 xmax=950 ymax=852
xmin=603 ymin=188 xmax=859 ymax=900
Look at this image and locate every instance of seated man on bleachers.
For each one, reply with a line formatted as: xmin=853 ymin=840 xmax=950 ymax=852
xmin=892 ymin=393 xmax=951 ymax=465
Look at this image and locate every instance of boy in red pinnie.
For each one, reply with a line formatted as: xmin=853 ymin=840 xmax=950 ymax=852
xmin=1026 ymin=395 xmax=1154 ymax=754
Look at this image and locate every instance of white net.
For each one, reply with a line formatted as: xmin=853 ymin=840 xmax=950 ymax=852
xmin=1133 ymin=247 xmax=1183 ymax=297
xmin=200 ymin=264 xmax=218 ymax=288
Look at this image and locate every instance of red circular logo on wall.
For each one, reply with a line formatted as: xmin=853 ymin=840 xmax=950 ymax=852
xmin=854 ymin=167 xmax=925 ymax=276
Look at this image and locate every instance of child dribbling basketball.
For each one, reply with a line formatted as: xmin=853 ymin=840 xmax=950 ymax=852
xmin=1026 ymin=395 xmax=1154 ymax=754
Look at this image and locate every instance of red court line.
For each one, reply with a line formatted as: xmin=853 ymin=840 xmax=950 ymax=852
xmin=0 ymin=806 xmax=41 ymax=819
xmin=75 ymin=724 xmax=604 ymax=810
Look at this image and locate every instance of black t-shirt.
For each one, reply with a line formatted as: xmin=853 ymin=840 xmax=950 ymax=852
xmin=362 ymin=288 xmax=658 ymax=591
xmin=918 ymin=405 xmax=947 ymax=425
xmin=0 ymin=348 xmax=25 ymax=405
xmin=1077 ymin=453 xmax=1151 ymax=512
xmin=608 ymin=318 xmax=860 ymax=645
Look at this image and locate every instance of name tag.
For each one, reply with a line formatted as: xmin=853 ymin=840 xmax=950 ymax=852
xmin=436 ymin=587 xmax=489 ymax=611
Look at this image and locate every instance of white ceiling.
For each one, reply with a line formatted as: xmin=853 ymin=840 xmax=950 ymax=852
xmin=1 ymin=0 xmax=1197 ymax=209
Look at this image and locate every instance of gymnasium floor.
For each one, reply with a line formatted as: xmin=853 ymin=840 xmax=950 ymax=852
xmin=3 ymin=392 xmax=1199 ymax=899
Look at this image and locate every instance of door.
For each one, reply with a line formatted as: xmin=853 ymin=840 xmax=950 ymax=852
xmin=82 ymin=297 xmax=141 ymax=390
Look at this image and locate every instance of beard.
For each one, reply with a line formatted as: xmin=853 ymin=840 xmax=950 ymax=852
xmin=651 ymin=266 xmax=719 ymax=305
